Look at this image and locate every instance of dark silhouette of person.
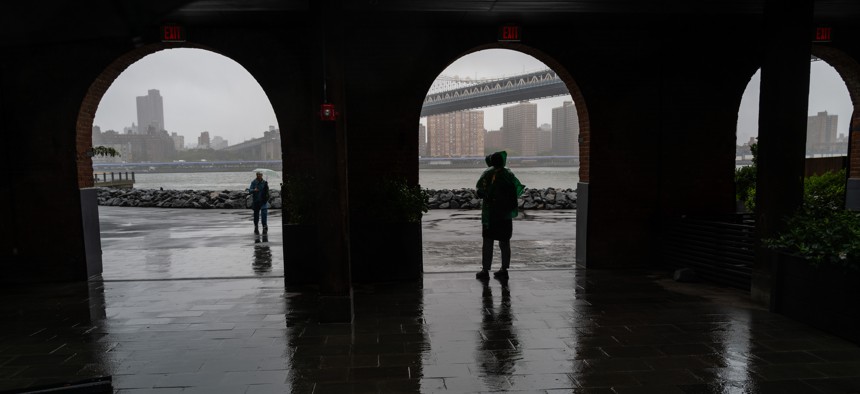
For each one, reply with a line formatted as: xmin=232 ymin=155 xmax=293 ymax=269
xmin=475 ymin=151 xmax=524 ymax=280
xmin=249 ymin=172 xmax=270 ymax=234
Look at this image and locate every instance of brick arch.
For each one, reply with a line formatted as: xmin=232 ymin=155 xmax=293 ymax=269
xmin=812 ymin=45 xmax=860 ymax=179
xmin=435 ymin=43 xmax=591 ymax=182
xmin=75 ymin=42 xmax=216 ymax=188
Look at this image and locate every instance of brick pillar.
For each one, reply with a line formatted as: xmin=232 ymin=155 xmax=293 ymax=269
xmin=752 ymin=0 xmax=814 ymax=306
xmin=313 ymin=1 xmax=353 ymax=323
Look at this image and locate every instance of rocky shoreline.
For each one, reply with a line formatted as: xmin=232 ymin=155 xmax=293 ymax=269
xmin=96 ymin=187 xmax=576 ymax=210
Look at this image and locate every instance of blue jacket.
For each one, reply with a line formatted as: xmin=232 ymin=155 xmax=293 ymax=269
xmin=249 ymin=179 xmax=269 ymax=208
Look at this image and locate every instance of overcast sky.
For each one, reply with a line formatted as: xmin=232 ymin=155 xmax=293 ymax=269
xmin=95 ymin=48 xmax=852 ymax=148
xmin=94 ymin=48 xmax=279 ymax=147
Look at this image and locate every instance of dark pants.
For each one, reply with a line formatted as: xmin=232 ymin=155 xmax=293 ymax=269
xmin=482 ymin=238 xmax=511 ymax=272
xmin=481 ymin=218 xmax=512 ymax=271
xmin=253 ymin=204 xmax=268 ymax=227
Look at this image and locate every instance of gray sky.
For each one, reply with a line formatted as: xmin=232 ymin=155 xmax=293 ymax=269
xmin=422 ymin=49 xmax=573 ymax=131
xmin=94 ymin=48 xmax=278 ymax=147
xmin=95 ymin=48 xmax=852 ymax=148
xmin=737 ymin=60 xmax=853 ymax=144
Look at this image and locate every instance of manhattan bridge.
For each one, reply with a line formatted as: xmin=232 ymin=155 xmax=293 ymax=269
xmin=420 ymin=68 xmax=570 ymax=117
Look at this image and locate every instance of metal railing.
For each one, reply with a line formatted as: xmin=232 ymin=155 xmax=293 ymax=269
xmin=660 ymin=214 xmax=757 ymax=290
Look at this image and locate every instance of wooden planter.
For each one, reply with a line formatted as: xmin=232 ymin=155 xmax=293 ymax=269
xmin=773 ymin=252 xmax=860 ymax=345
xmin=349 ymin=221 xmax=423 ymax=283
xmin=282 ymin=224 xmax=319 ymax=285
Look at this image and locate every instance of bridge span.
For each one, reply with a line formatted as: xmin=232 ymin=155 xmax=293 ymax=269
xmin=420 ymin=69 xmax=570 ymax=117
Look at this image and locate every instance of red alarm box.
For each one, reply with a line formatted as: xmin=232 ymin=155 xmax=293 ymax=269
xmin=320 ymin=103 xmax=338 ymax=121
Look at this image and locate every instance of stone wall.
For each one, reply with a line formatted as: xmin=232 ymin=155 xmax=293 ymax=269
xmin=96 ymin=187 xmax=577 ymax=210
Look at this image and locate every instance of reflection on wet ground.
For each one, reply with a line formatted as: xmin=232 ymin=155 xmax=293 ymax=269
xmin=98 ymin=207 xmax=573 ymax=280
xmin=422 ymin=210 xmax=576 ymax=272
xmin=2 ymin=271 xmax=860 ymax=392
xmin=98 ymin=207 xmax=284 ymax=280
xmin=3 ymin=207 xmax=859 ymax=392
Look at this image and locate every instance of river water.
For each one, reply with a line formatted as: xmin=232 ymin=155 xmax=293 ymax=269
xmin=131 ymin=167 xmax=580 ymax=191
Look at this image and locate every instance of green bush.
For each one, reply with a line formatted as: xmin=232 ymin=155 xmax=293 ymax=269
xmin=804 ymin=169 xmax=847 ymax=215
xmin=735 ymin=143 xmax=757 ymax=212
xmin=282 ymin=174 xmax=315 ymax=225
xmin=371 ymin=177 xmax=429 ymax=224
xmin=765 ymin=169 xmax=859 ymax=269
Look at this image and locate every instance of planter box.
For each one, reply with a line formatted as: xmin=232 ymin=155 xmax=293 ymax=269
xmin=283 ymin=224 xmax=319 ymax=285
xmin=350 ymin=222 xmax=423 ymax=283
xmin=774 ymin=252 xmax=860 ymax=345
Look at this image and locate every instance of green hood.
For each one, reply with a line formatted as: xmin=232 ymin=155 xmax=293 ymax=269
xmin=485 ymin=151 xmax=508 ymax=168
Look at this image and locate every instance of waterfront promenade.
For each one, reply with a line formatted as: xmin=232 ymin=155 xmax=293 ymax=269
xmin=1 ymin=208 xmax=859 ymax=393
xmin=98 ymin=207 xmax=576 ymax=280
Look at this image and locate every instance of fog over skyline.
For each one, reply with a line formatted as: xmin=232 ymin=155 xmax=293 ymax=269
xmin=94 ymin=48 xmax=279 ymax=146
xmin=95 ymin=48 xmax=852 ymax=149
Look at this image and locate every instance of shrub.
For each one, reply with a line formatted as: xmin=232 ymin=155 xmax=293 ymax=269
xmin=282 ymin=174 xmax=315 ymax=225
xmin=372 ymin=177 xmax=429 ymax=224
xmin=735 ymin=142 xmax=757 ymax=212
xmin=765 ymin=169 xmax=859 ymax=269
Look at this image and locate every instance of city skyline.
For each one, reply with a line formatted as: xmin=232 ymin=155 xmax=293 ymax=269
xmin=94 ymin=48 xmax=279 ymax=146
xmin=94 ymin=48 xmax=852 ymax=148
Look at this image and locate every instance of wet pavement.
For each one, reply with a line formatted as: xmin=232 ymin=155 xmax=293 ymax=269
xmin=98 ymin=207 xmax=574 ymax=280
xmin=1 ymin=207 xmax=859 ymax=393
xmin=99 ymin=208 xmax=284 ymax=280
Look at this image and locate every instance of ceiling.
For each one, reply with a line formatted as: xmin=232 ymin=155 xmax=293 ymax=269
xmin=3 ymin=0 xmax=859 ymax=48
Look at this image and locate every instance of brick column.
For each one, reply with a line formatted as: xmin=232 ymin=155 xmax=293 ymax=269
xmin=312 ymin=1 xmax=353 ymax=323
xmin=752 ymin=0 xmax=814 ymax=306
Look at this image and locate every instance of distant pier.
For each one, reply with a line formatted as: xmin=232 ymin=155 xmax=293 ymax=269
xmin=94 ymin=172 xmax=135 ymax=189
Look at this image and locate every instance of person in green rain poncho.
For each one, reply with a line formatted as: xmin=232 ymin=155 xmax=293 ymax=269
xmin=475 ymin=151 xmax=525 ymax=280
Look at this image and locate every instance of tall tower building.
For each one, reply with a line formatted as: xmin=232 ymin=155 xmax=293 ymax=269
xmin=552 ymin=101 xmax=579 ymax=156
xmin=502 ymin=101 xmax=538 ymax=156
xmin=806 ymin=111 xmax=839 ymax=154
xmin=170 ymin=132 xmax=185 ymax=151
xmin=538 ymin=123 xmax=553 ymax=155
xmin=427 ymin=111 xmax=485 ymax=157
xmin=136 ymin=89 xmax=165 ymax=134
xmin=198 ymin=131 xmax=210 ymax=149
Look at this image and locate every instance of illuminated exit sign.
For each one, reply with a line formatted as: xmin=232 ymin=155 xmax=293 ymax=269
xmin=498 ymin=25 xmax=521 ymax=42
xmin=813 ymin=27 xmax=832 ymax=42
xmin=161 ymin=24 xmax=186 ymax=42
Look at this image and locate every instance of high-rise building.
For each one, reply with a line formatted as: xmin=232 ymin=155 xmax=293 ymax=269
xmin=211 ymin=136 xmax=229 ymax=150
xmin=538 ymin=123 xmax=553 ymax=155
xmin=427 ymin=111 xmax=485 ymax=157
xmin=198 ymin=131 xmax=211 ymax=149
xmin=485 ymin=130 xmax=504 ymax=153
xmin=502 ymin=101 xmax=538 ymax=156
xmin=136 ymin=89 xmax=165 ymax=134
xmin=418 ymin=124 xmax=427 ymax=157
xmin=552 ymin=101 xmax=579 ymax=156
xmin=806 ymin=111 xmax=841 ymax=154
xmin=170 ymin=132 xmax=185 ymax=151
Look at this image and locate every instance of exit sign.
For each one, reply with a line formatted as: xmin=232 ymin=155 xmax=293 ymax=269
xmin=162 ymin=24 xmax=186 ymax=42
xmin=498 ymin=25 xmax=521 ymax=42
xmin=813 ymin=27 xmax=832 ymax=42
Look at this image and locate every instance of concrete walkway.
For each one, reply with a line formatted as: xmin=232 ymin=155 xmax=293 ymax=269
xmin=98 ymin=207 xmax=575 ymax=280
xmin=1 ymin=208 xmax=858 ymax=393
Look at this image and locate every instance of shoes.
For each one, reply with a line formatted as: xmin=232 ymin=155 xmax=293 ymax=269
xmin=263 ymin=226 xmax=268 ymax=234
xmin=493 ymin=270 xmax=509 ymax=279
xmin=254 ymin=226 xmax=260 ymax=234
xmin=475 ymin=270 xmax=489 ymax=280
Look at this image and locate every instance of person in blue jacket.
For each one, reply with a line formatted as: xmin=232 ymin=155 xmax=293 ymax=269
xmin=475 ymin=151 xmax=525 ymax=280
xmin=249 ymin=172 xmax=270 ymax=234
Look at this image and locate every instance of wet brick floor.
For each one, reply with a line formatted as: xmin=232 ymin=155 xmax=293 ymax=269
xmin=3 ymin=271 xmax=860 ymax=393
xmin=1 ymin=208 xmax=859 ymax=392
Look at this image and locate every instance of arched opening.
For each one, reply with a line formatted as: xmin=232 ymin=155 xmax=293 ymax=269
xmin=736 ymin=47 xmax=857 ymax=212
xmin=77 ymin=45 xmax=283 ymax=280
xmin=418 ymin=47 xmax=590 ymax=274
